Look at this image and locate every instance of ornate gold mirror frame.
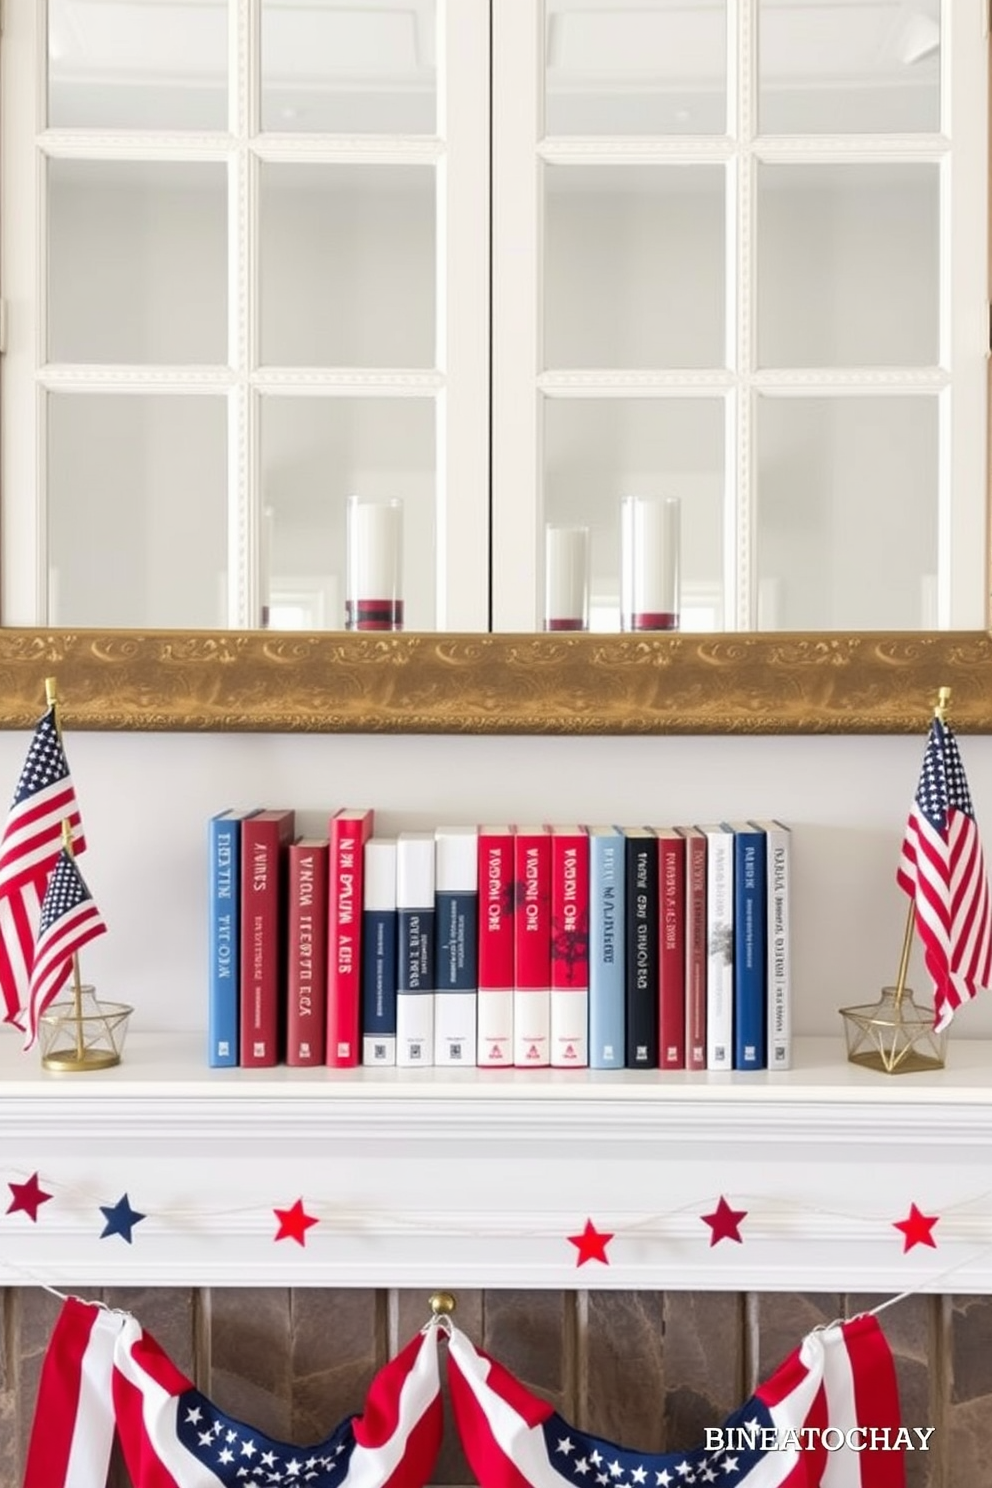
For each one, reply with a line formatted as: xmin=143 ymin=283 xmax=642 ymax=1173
xmin=0 ymin=628 xmax=990 ymax=733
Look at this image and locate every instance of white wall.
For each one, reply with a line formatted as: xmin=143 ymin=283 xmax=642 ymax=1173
xmin=2 ymin=726 xmax=991 ymax=1051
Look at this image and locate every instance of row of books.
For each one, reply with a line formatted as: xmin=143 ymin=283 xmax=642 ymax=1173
xmin=208 ymin=809 xmax=791 ymax=1072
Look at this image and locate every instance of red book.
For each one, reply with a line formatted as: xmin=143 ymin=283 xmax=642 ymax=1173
xmin=286 ymin=838 xmax=329 ymax=1067
xmin=325 ymin=808 xmax=374 ymax=1067
xmin=679 ymin=826 xmax=707 ymax=1072
xmin=550 ymin=826 xmax=589 ymax=1068
xmin=657 ymin=828 xmax=686 ymax=1069
xmin=239 ymin=809 xmax=295 ymax=1067
xmin=477 ymin=825 xmax=515 ymax=1067
xmin=513 ymin=825 xmax=552 ymax=1068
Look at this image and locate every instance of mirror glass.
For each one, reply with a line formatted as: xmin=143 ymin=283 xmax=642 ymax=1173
xmin=259 ymin=164 xmax=436 ymax=369
xmin=757 ymin=0 xmax=941 ymax=134
xmin=544 ymin=0 xmax=727 ymax=135
xmin=48 ymin=159 xmax=228 ymax=364
xmin=544 ymin=165 xmax=726 ymax=369
xmin=544 ymin=399 xmax=726 ymax=632
xmin=48 ymin=392 xmax=228 ymax=628
xmin=756 ymin=163 xmax=939 ymax=368
xmin=48 ymin=0 xmax=228 ymax=130
xmin=260 ymin=0 xmax=436 ymax=134
xmin=260 ymin=397 xmax=436 ymax=633
xmin=6 ymin=0 xmax=985 ymax=636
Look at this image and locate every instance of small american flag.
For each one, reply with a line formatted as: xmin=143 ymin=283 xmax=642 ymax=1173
xmin=23 ymin=847 xmax=106 ymax=1047
xmin=26 ymin=1298 xmax=444 ymax=1488
xmin=0 ymin=705 xmax=84 ymax=1032
xmin=897 ymin=713 xmax=992 ymax=1031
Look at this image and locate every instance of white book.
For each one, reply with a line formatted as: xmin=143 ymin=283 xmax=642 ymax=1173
xmin=751 ymin=819 xmax=792 ymax=1070
xmin=361 ymin=838 xmax=398 ymax=1066
xmin=700 ymin=823 xmax=735 ymax=1071
xmin=396 ymin=832 xmax=436 ymax=1067
xmin=434 ymin=826 xmax=478 ymax=1066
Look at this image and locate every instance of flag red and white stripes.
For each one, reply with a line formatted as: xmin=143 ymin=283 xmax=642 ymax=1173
xmin=0 ymin=705 xmax=84 ymax=1033
xmin=24 ymin=1297 xmax=444 ymax=1488
xmin=22 ymin=847 xmax=107 ymax=1046
xmin=446 ymin=1313 xmax=905 ymax=1488
xmin=897 ymin=713 xmax=992 ymax=1031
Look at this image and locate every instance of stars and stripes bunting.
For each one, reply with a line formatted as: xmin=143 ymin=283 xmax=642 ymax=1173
xmin=446 ymin=1314 xmax=904 ymax=1488
xmin=24 ymin=1297 xmax=444 ymax=1488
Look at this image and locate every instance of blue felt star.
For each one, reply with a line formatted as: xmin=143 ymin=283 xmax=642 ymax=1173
xmin=99 ymin=1193 xmax=146 ymax=1243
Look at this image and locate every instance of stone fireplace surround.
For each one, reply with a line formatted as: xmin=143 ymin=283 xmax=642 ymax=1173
xmin=2 ymin=1031 xmax=992 ymax=1486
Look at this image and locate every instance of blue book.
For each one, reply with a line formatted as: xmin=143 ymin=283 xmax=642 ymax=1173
xmin=725 ymin=821 xmax=767 ymax=1070
xmin=588 ymin=826 xmax=625 ymax=1069
xmin=362 ymin=839 xmax=398 ymax=1066
xmin=207 ymin=808 xmax=256 ymax=1067
xmin=397 ymin=832 xmax=436 ymax=1067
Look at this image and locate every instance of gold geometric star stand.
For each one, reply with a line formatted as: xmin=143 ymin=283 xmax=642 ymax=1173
xmin=839 ymin=688 xmax=950 ymax=1074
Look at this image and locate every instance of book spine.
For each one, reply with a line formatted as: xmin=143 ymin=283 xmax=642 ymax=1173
xmin=625 ymin=833 xmax=659 ymax=1068
xmin=589 ymin=831 xmax=625 ymax=1069
xmin=704 ymin=826 xmax=734 ymax=1071
xmin=207 ymin=814 xmax=241 ymax=1067
xmin=763 ymin=823 xmax=792 ymax=1071
xmin=550 ymin=829 xmax=589 ymax=1067
xmin=326 ymin=812 xmax=372 ymax=1067
xmin=684 ymin=831 xmax=707 ymax=1071
xmin=477 ymin=829 xmax=514 ymax=1067
xmin=397 ymin=835 xmax=436 ymax=1067
xmin=434 ymin=829 xmax=478 ymax=1067
xmin=657 ymin=831 xmax=686 ymax=1069
xmin=285 ymin=842 xmax=328 ymax=1066
xmin=362 ymin=840 xmax=398 ymax=1066
xmin=240 ymin=816 xmax=291 ymax=1068
xmin=732 ymin=827 xmax=767 ymax=1070
xmin=513 ymin=828 xmax=552 ymax=1067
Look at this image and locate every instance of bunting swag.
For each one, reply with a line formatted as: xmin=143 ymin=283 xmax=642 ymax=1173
xmin=23 ymin=1297 xmax=444 ymax=1488
xmin=445 ymin=1314 xmax=905 ymax=1488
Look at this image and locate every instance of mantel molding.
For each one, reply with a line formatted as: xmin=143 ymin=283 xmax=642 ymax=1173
xmin=3 ymin=1034 xmax=992 ymax=1291
xmin=0 ymin=629 xmax=991 ymax=734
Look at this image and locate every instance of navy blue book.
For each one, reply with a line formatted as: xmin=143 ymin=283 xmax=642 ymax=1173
xmin=362 ymin=839 xmax=398 ymax=1066
xmin=207 ymin=808 xmax=256 ymax=1067
xmin=725 ymin=821 xmax=767 ymax=1070
xmin=623 ymin=827 xmax=658 ymax=1068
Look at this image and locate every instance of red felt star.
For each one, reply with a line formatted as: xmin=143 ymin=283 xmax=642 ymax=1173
xmin=568 ymin=1218 xmax=614 ymax=1266
xmin=6 ymin=1172 xmax=53 ymax=1222
xmin=701 ymin=1196 xmax=748 ymax=1246
xmin=893 ymin=1203 xmax=939 ymax=1252
xmin=273 ymin=1198 xmax=319 ymax=1246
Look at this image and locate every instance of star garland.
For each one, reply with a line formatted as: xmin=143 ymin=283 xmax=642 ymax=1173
xmin=0 ymin=1171 xmax=969 ymax=1279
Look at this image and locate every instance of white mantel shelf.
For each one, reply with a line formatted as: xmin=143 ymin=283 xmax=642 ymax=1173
xmin=2 ymin=1034 xmax=992 ymax=1293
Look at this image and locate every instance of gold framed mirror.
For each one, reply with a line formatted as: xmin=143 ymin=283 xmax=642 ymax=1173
xmin=1 ymin=628 xmax=990 ymax=734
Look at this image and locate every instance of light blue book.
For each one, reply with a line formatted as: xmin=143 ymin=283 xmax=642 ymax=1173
xmin=588 ymin=826 xmax=625 ymax=1069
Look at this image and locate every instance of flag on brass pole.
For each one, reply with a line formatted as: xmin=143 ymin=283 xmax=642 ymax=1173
xmin=897 ymin=707 xmax=992 ymax=1031
xmin=0 ymin=690 xmax=85 ymax=1033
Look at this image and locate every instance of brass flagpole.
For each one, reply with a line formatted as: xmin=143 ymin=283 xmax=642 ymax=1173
xmin=60 ymin=817 xmax=86 ymax=1064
